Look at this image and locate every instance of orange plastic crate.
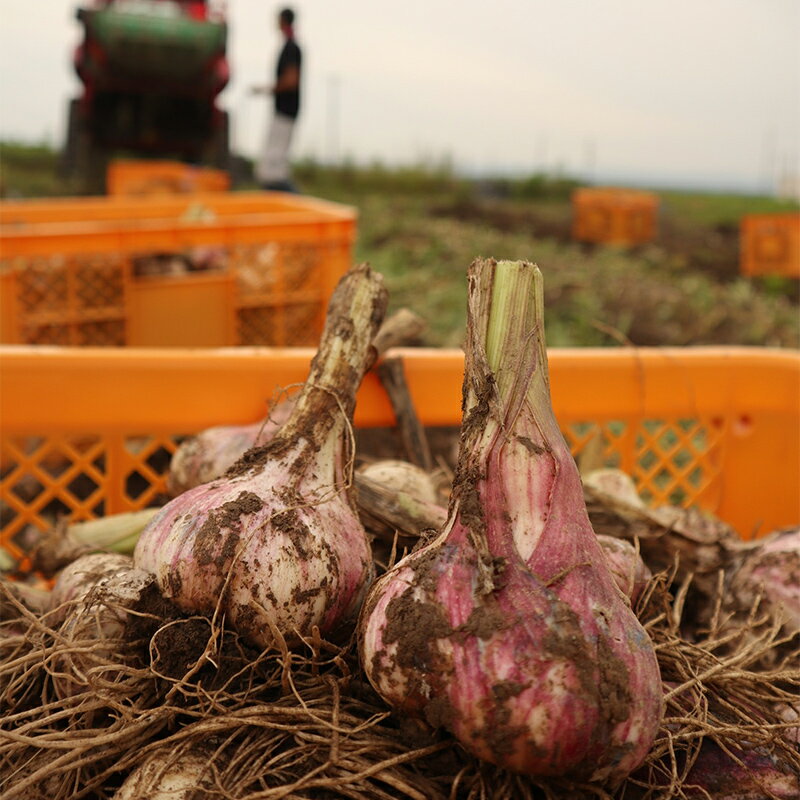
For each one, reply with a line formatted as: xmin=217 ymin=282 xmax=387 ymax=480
xmin=1 ymin=345 xmax=798 ymax=568
xmin=106 ymin=159 xmax=231 ymax=196
xmin=0 ymin=192 xmax=356 ymax=348
xmin=572 ymin=187 xmax=659 ymax=246
xmin=740 ymin=212 xmax=800 ymax=278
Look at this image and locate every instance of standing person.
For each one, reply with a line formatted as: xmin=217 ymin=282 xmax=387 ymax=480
xmin=252 ymin=7 xmax=302 ymax=192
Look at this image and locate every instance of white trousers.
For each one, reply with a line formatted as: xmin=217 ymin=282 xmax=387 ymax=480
xmin=256 ymin=113 xmax=296 ymax=184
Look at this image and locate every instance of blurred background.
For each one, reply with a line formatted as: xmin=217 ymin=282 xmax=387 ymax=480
xmin=2 ymin=0 xmax=800 ymax=193
xmin=0 ymin=0 xmax=798 ymax=349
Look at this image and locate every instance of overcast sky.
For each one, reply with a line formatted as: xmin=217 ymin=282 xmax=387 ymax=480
xmin=1 ymin=0 xmax=798 ymax=192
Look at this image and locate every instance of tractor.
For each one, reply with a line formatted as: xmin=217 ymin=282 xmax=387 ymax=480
xmin=62 ymin=0 xmax=230 ymax=193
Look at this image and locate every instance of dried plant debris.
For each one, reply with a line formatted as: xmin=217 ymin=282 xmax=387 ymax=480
xmin=2 ymin=554 xmax=798 ymax=800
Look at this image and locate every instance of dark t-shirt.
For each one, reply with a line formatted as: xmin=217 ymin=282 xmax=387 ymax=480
xmin=275 ymin=39 xmax=301 ymax=118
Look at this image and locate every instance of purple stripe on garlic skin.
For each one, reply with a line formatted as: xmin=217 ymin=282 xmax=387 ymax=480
xmin=135 ymin=264 xmax=387 ymax=650
xmin=360 ymin=504 xmax=627 ymax=778
xmin=359 ymin=260 xmax=662 ymax=784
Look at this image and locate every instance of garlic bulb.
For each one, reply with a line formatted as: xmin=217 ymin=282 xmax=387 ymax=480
xmin=728 ymin=527 xmax=800 ymax=632
xmin=113 ymin=746 xmax=214 ymax=800
xmin=597 ymin=534 xmax=652 ymax=606
xmin=358 ymin=259 xmax=662 ymax=783
xmin=50 ymin=553 xmax=156 ymax=698
xmin=583 ymin=467 xmax=645 ymax=508
xmin=50 ymin=552 xmax=135 ymax=624
xmin=167 ymin=406 xmax=294 ymax=497
xmin=357 ymin=459 xmax=439 ymax=505
xmin=135 ymin=264 xmax=388 ymax=649
xmin=655 ymin=740 xmax=800 ymax=799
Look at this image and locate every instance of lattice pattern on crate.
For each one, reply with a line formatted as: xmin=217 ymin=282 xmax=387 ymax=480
xmin=237 ymin=302 xmax=321 ymax=346
xmin=8 ymin=255 xmax=70 ymax=313
xmin=1 ymin=417 xmax=726 ymax=568
xmin=19 ymin=323 xmax=72 ymax=346
xmin=122 ymin=436 xmax=175 ymax=507
xmin=22 ymin=318 xmax=127 ymax=346
xmin=231 ymin=241 xmax=322 ymax=298
xmin=76 ymin=320 xmax=127 ymax=346
xmin=634 ymin=418 xmax=724 ymax=508
xmin=74 ymin=256 xmax=126 ymax=309
xmin=282 ymin=243 xmax=322 ymax=292
xmin=1 ymin=434 xmax=108 ymax=563
xmin=284 ymin=302 xmax=322 ymax=345
xmin=564 ymin=417 xmax=724 ymax=508
xmin=11 ymin=253 xmax=128 ymax=345
xmin=563 ymin=420 xmax=627 ymax=471
xmin=0 ymin=433 xmax=177 ymax=568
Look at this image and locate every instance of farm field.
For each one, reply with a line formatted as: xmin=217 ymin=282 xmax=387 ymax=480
xmin=1 ymin=141 xmax=798 ymax=349
xmin=293 ymin=164 xmax=800 ymax=349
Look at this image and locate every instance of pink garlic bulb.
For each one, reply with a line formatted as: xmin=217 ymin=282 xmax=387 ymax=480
xmin=597 ymin=534 xmax=652 ymax=606
xmin=358 ymin=260 xmax=662 ymax=783
xmin=167 ymin=402 xmax=294 ymax=497
xmin=135 ymin=264 xmax=388 ymax=649
xmin=728 ymin=527 xmax=800 ymax=632
xmin=659 ymin=741 xmax=799 ymax=799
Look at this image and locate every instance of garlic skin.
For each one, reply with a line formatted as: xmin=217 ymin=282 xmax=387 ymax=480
xmin=359 ymin=260 xmax=662 ymax=783
xmin=583 ymin=468 xmax=645 ymax=509
xmin=357 ymin=459 xmax=439 ymax=505
xmin=167 ymin=404 xmax=294 ymax=497
xmin=656 ymin=740 xmax=800 ymax=800
xmin=50 ymin=553 xmax=156 ymax=699
xmin=597 ymin=534 xmax=652 ymax=606
xmin=135 ymin=265 xmax=388 ymax=649
xmin=141 ymin=440 xmax=374 ymax=648
xmin=50 ymin=552 xmax=134 ymax=624
xmin=728 ymin=527 xmax=800 ymax=632
xmin=113 ymin=746 xmax=213 ymax=800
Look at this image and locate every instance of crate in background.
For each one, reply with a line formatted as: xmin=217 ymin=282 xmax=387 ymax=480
xmin=572 ymin=187 xmax=659 ymax=246
xmin=1 ymin=345 xmax=798 ymax=569
xmin=106 ymin=159 xmax=231 ymax=196
xmin=0 ymin=192 xmax=356 ymax=347
xmin=740 ymin=212 xmax=800 ymax=278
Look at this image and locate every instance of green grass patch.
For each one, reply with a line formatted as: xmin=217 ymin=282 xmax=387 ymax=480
xmin=659 ymin=189 xmax=799 ymax=228
xmin=1 ymin=142 xmax=797 ymax=350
